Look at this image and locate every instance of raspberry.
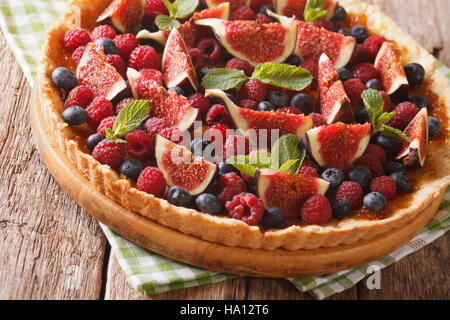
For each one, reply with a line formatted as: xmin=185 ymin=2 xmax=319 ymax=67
xmin=206 ymin=104 xmax=230 ymax=126
xmin=90 ymin=24 xmax=117 ymax=41
xmin=145 ymin=0 xmax=169 ymax=15
xmin=197 ymin=38 xmax=222 ymax=61
xmin=140 ymin=69 xmax=164 ymax=86
xmin=389 ymin=102 xmax=419 ymax=130
xmin=239 ymin=99 xmax=258 ymax=110
xmin=126 ymin=130 xmax=154 ymax=161
xmin=255 ymin=13 xmax=272 ymax=24
xmin=278 ymin=106 xmax=303 ymax=115
xmin=145 ymin=117 xmax=168 ymax=137
xmin=241 ymin=172 xmax=255 ymax=185
xmin=300 ymin=194 xmax=332 ymax=225
xmin=218 ymin=173 xmax=247 ymax=203
xmin=85 ymin=97 xmax=114 ymax=127
xmin=350 ymin=63 xmax=379 ymax=84
xmin=310 ymin=19 xmax=334 ymax=31
xmin=343 ymin=78 xmax=365 ymax=104
xmin=231 ymin=6 xmax=255 ymax=20
xmin=64 ymin=28 xmax=91 ymax=52
xmin=225 ymin=58 xmax=253 ymax=77
xmin=299 ymin=165 xmax=319 ymax=177
xmin=365 ymin=144 xmax=386 ymax=166
xmin=114 ymin=33 xmax=139 ymax=60
xmin=349 ymin=44 xmax=371 ymax=65
xmin=379 ymin=91 xmax=394 ymax=112
xmin=188 ymin=48 xmax=205 ymax=69
xmin=310 ymin=113 xmax=326 ymax=127
xmin=370 ymin=176 xmax=396 ymax=199
xmin=207 ymin=123 xmax=230 ymax=142
xmin=158 ymin=127 xmax=185 ymax=144
xmin=188 ymin=93 xmax=211 ymax=116
xmin=251 ymin=0 xmax=272 ymax=11
xmin=129 ymin=46 xmax=161 ymax=71
xmin=71 ymin=45 xmax=86 ymax=65
xmin=356 ymin=154 xmax=383 ymax=177
xmin=106 ymin=54 xmax=126 ymax=77
xmin=97 ymin=116 xmax=116 ymax=135
xmin=65 ymin=85 xmax=94 ymax=108
xmin=241 ymin=79 xmax=267 ymax=102
xmin=137 ymin=167 xmax=166 ymax=197
xmin=225 ymin=193 xmax=264 ymax=226
xmin=363 ymin=35 xmax=386 ymax=60
xmin=115 ymin=97 xmax=137 ymax=115
xmin=303 ymin=159 xmax=320 ymax=172
xmin=92 ymin=139 xmax=126 ymax=168
xmin=300 ymin=59 xmax=318 ymax=80
xmin=336 ymin=181 xmax=364 ymax=209
xmin=223 ymin=135 xmax=249 ymax=160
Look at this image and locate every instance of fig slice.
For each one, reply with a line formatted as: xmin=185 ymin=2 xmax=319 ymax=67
xmin=273 ymin=0 xmax=338 ymax=20
xmin=195 ymin=18 xmax=297 ymax=66
xmin=374 ymin=41 xmax=409 ymax=95
xmin=127 ymin=68 xmax=198 ymax=130
xmin=137 ymin=21 xmax=198 ymax=48
xmin=155 ymin=135 xmax=217 ymax=196
xmin=303 ymin=122 xmax=372 ymax=171
xmin=76 ymin=43 xmax=127 ymax=101
xmin=162 ymin=28 xmax=198 ymax=91
xmin=256 ymin=169 xmax=330 ymax=218
xmin=318 ymin=53 xmax=352 ymax=124
xmin=97 ymin=0 xmax=146 ymax=33
xmin=269 ymin=11 xmax=355 ymax=68
xmin=204 ymin=0 xmax=250 ymax=12
xmin=206 ymin=89 xmax=313 ymax=141
xmin=193 ymin=2 xmax=230 ymax=20
xmin=396 ymin=108 xmax=429 ymax=167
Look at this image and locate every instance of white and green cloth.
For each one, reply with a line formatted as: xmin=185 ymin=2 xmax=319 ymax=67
xmin=1 ymin=0 xmax=448 ymax=300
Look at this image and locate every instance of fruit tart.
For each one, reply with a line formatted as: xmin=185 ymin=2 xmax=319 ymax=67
xmin=37 ymin=0 xmax=450 ymax=256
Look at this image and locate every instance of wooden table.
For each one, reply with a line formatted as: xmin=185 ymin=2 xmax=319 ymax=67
xmin=0 ymin=0 xmax=448 ymax=300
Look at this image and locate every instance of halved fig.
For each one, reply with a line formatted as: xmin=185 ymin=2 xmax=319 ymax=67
xmin=206 ymin=89 xmax=313 ymax=141
xmin=374 ymin=41 xmax=409 ymax=95
xmin=204 ymin=0 xmax=250 ymax=12
xmin=137 ymin=21 xmax=198 ymax=48
xmin=193 ymin=2 xmax=230 ymax=20
xmin=76 ymin=43 xmax=127 ymax=101
xmin=128 ymin=68 xmax=198 ymax=130
xmin=155 ymin=135 xmax=217 ymax=196
xmin=195 ymin=19 xmax=297 ymax=66
xmin=303 ymin=122 xmax=371 ymax=171
xmin=318 ymin=53 xmax=352 ymax=124
xmin=97 ymin=0 xmax=146 ymax=33
xmin=273 ymin=0 xmax=337 ymax=20
xmin=396 ymin=108 xmax=429 ymax=167
xmin=256 ymin=169 xmax=330 ymax=218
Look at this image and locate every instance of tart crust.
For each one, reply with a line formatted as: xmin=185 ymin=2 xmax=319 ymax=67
xmin=36 ymin=0 xmax=450 ymax=251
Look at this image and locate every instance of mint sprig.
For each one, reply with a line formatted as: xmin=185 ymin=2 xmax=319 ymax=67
xmin=202 ymin=62 xmax=313 ymax=91
xmin=106 ymin=100 xmax=151 ymax=143
xmin=362 ymin=89 xmax=410 ymax=142
xmin=304 ymin=0 xmax=327 ymax=22
xmin=156 ymin=0 xmax=199 ymax=31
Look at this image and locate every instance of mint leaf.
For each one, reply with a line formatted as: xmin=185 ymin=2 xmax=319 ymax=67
xmin=113 ymin=100 xmax=150 ymax=138
xmin=279 ymin=159 xmax=301 ymax=175
xmin=201 ymin=68 xmax=249 ymax=91
xmin=163 ymin=0 xmax=177 ymax=17
xmin=226 ymin=155 xmax=259 ymax=177
xmin=174 ymin=0 xmax=199 ymax=19
xmin=248 ymin=150 xmax=272 ymax=168
xmin=304 ymin=0 xmax=327 ymax=22
xmin=105 ymin=128 xmax=126 ymax=143
xmin=271 ymin=134 xmax=305 ymax=170
xmin=252 ymin=63 xmax=313 ymax=91
xmin=155 ymin=14 xmax=181 ymax=30
xmin=362 ymin=88 xmax=384 ymax=129
xmin=376 ymin=112 xmax=394 ymax=127
xmin=379 ymin=125 xmax=410 ymax=142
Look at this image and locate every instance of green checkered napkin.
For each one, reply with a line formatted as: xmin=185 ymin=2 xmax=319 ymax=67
xmin=2 ymin=0 xmax=448 ymax=300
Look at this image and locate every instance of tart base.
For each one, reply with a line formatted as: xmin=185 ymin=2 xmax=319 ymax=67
xmin=31 ymin=85 xmax=446 ymax=277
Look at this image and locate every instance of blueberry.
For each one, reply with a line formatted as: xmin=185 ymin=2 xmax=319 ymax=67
xmin=94 ymin=37 xmax=118 ymax=55
xmin=218 ymin=162 xmax=240 ymax=176
xmin=190 ymin=138 xmax=211 ymax=156
xmin=350 ymin=25 xmax=369 ymax=43
xmin=374 ymin=134 xmax=400 ymax=155
xmin=354 ymin=107 xmax=370 ymax=124
xmin=266 ymin=91 xmax=290 ymax=109
xmin=259 ymin=4 xmax=275 ymax=14
xmin=62 ymin=106 xmax=88 ymax=125
xmin=257 ymin=101 xmax=275 ymax=112
xmin=168 ymin=86 xmax=185 ymax=96
xmin=284 ymin=55 xmax=302 ymax=66
xmin=290 ymin=93 xmax=314 ymax=115
xmin=119 ymin=159 xmax=144 ymax=180
xmin=225 ymin=93 xmax=238 ymax=104
xmin=337 ymin=28 xmax=351 ymax=36
xmin=321 ymin=168 xmax=345 ymax=189
xmin=337 ymin=67 xmax=353 ymax=81
xmin=363 ymin=192 xmax=387 ymax=212
xmin=348 ymin=165 xmax=372 ymax=190
xmin=365 ymin=79 xmax=383 ymax=90
xmin=199 ymin=66 xmax=217 ymax=81
xmin=332 ymin=5 xmax=347 ymax=22
xmin=167 ymin=186 xmax=192 ymax=207
xmin=262 ymin=207 xmax=286 ymax=229
xmin=410 ymin=94 xmax=429 ymax=109
xmin=385 ymin=161 xmax=406 ymax=175
xmin=86 ymin=133 xmax=106 ymax=151
xmin=428 ymin=116 xmax=441 ymax=138
xmin=195 ymin=193 xmax=222 ymax=214
xmin=52 ymin=67 xmax=78 ymax=91
xmin=390 ymin=172 xmax=412 ymax=192
xmin=331 ymin=198 xmax=352 ymax=220
xmin=404 ymin=63 xmax=425 ymax=87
